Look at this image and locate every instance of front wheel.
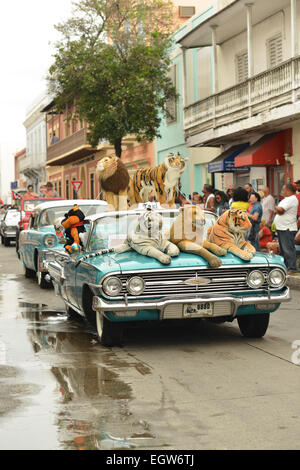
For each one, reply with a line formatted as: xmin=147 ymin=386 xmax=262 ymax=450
xmin=37 ymin=269 xmax=51 ymax=289
xmin=96 ymin=312 xmax=123 ymax=347
xmin=237 ymin=313 xmax=270 ymax=338
xmin=24 ymin=264 xmax=36 ymax=279
xmin=4 ymin=237 xmax=10 ymax=247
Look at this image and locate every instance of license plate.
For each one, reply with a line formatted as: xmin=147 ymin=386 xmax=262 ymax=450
xmin=183 ymin=302 xmax=213 ymax=317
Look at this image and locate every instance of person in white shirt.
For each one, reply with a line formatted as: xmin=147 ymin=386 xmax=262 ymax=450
xmin=262 ymin=186 xmax=275 ymax=227
xmin=274 ymin=183 xmax=298 ymax=274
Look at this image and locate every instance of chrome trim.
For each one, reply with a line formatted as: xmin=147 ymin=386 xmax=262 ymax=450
xmin=92 ymin=287 xmax=290 ymax=320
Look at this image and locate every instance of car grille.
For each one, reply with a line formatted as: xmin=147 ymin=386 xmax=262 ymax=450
xmin=112 ymin=266 xmax=271 ymax=299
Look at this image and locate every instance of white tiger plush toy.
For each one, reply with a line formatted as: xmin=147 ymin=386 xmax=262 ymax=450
xmin=114 ymin=207 xmax=180 ymax=264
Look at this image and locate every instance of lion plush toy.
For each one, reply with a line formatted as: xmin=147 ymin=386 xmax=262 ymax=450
xmin=167 ymin=205 xmax=227 ymax=268
xmin=114 ymin=207 xmax=180 ymax=264
xmin=55 ymin=205 xmax=86 ymax=254
xmin=206 ymin=209 xmax=256 ymax=261
xmin=96 ymin=155 xmax=130 ymax=211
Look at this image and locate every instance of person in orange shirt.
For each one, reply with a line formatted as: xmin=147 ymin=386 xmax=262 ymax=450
xmin=259 ymin=218 xmax=273 ymax=250
xmin=24 ymin=184 xmax=38 ymax=199
xmin=40 ymin=182 xmax=60 ymax=198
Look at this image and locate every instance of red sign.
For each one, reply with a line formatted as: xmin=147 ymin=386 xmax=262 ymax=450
xmin=71 ymin=181 xmax=83 ymax=193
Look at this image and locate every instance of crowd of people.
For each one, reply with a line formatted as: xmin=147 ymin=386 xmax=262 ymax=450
xmin=175 ymin=181 xmax=300 ymax=275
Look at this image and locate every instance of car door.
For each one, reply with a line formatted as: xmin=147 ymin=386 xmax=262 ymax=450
xmin=63 ymin=257 xmax=78 ymax=308
xmin=20 ymin=214 xmax=39 ymax=270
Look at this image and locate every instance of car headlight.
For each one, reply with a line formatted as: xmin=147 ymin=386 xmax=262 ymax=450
xmin=247 ymin=270 xmax=265 ymax=289
xmin=102 ymin=276 xmax=123 ymax=296
xmin=43 ymin=234 xmax=57 ymax=248
xmin=268 ymin=268 xmax=286 ymax=288
xmin=126 ymin=276 xmax=145 ymax=296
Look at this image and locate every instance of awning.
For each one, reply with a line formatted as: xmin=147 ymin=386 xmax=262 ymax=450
xmin=234 ymin=132 xmax=288 ymax=167
xmin=208 ymin=143 xmax=250 ymax=173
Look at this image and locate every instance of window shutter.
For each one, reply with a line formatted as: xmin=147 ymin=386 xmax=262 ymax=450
xmin=236 ymin=51 xmax=248 ymax=83
xmin=267 ymin=34 xmax=283 ymax=68
xmin=166 ymin=65 xmax=177 ymax=124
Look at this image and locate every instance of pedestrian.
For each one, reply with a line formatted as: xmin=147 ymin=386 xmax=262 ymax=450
xmin=294 ymin=179 xmax=300 ymax=219
xmin=191 ymin=193 xmax=203 ymax=205
xmin=244 ymin=183 xmax=253 ymax=194
xmin=174 ymin=181 xmax=189 ymax=207
xmin=215 ymin=190 xmax=229 ymax=216
xmin=202 ymin=184 xmax=216 ymax=213
xmin=24 ymin=184 xmax=39 ymax=199
xmin=262 ymin=186 xmax=275 ymax=227
xmin=40 ymin=182 xmax=60 ymax=198
xmin=230 ymin=187 xmax=249 ymax=211
xmin=248 ymin=192 xmax=263 ymax=251
xmin=273 ymin=183 xmax=299 ymax=274
xmin=259 ymin=218 xmax=273 ymax=250
xmin=226 ymin=186 xmax=234 ymax=206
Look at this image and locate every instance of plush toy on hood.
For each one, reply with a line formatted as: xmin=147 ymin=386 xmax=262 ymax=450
xmin=55 ymin=205 xmax=86 ymax=254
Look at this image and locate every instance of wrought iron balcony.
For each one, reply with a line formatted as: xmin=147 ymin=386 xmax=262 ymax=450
xmin=184 ymin=56 xmax=300 ymax=144
xmin=46 ymin=128 xmax=95 ymax=166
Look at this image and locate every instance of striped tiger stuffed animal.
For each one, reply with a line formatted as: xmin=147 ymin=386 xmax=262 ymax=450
xmin=206 ymin=209 xmax=256 ymax=261
xmin=114 ymin=207 xmax=180 ymax=264
xmin=129 ymin=153 xmax=188 ymax=207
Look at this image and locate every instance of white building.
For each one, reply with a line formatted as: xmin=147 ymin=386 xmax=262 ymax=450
xmin=178 ymin=0 xmax=300 ymax=199
xmin=22 ymin=92 xmax=51 ymax=192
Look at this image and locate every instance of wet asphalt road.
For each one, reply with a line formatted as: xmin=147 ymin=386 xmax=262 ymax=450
xmin=0 ymin=242 xmax=300 ymax=450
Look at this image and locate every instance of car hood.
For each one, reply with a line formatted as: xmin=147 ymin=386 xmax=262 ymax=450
xmin=108 ymin=250 xmax=285 ymax=272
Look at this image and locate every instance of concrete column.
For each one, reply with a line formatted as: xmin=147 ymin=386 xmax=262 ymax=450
xmin=291 ymin=0 xmax=297 ymax=57
xmin=211 ymin=25 xmax=218 ymax=94
xmin=246 ymin=3 xmax=254 ymax=78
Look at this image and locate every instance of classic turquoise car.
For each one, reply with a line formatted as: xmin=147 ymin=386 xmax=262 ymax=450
xmin=19 ymin=199 xmax=107 ymax=288
xmin=45 ymin=208 xmax=290 ymax=346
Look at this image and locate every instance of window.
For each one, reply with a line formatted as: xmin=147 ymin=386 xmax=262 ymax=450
xmin=166 ymin=64 xmax=177 ymax=125
xmin=179 ymin=6 xmax=195 ymax=18
xmin=55 ymin=182 xmax=57 ymax=192
xmin=90 ymin=173 xmax=95 ymax=199
xmin=72 ymin=119 xmax=77 ymax=134
xmin=267 ymin=33 xmax=283 ymax=68
xmin=66 ymin=180 xmax=69 ymax=199
xmin=236 ymin=51 xmax=248 ymax=83
xmin=58 ymin=180 xmax=62 ymax=196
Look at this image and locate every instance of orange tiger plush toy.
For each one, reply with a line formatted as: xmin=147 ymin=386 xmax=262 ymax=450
xmin=206 ymin=209 xmax=256 ymax=261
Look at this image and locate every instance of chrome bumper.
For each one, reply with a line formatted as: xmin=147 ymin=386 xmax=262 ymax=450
xmin=92 ymin=287 xmax=291 ymax=320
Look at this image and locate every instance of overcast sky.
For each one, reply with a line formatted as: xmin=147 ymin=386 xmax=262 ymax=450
xmin=0 ymin=0 xmax=74 ymax=155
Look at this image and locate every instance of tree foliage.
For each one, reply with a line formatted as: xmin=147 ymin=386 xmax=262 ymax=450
xmin=47 ymin=0 xmax=178 ymax=157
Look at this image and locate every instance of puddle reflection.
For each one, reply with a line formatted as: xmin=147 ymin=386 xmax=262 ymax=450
xmin=17 ymin=302 xmax=157 ymax=450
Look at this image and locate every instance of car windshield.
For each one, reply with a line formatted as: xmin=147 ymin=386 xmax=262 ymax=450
xmin=38 ymin=204 xmax=106 ymax=228
xmin=5 ymin=211 xmax=20 ymax=225
xmin=88 ymin=211 xmax=217 ymax=251
xmin=23 ymin=199 xmax=49 ymax=212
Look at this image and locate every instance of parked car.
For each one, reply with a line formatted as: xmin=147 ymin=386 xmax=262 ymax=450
xmin=19 ymin=199 xmax=107 ymax=288
xmin=46 ymin=209 xmax=290 ymax=346
xmin=0 ymin=209 xmax=21 ymax=246
xmin=15 ymin=197 xmax=65 ymax=258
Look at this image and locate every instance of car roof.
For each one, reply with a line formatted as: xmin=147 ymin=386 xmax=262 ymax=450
xmin=33 ymin=199 xmax=107 ymax=213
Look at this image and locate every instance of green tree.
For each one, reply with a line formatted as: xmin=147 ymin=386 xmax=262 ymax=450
xmin=47 ymin=0 xmax=178 ymax=158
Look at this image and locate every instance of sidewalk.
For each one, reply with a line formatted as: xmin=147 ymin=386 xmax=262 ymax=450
xmin=287 ymin=273 xmax=300 ymax=289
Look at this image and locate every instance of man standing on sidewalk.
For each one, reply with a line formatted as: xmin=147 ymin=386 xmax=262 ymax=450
xmin=262 ymin=186 xmax=275 ymax=227
xmin=274 ymin=183 xmax=298 ymax=274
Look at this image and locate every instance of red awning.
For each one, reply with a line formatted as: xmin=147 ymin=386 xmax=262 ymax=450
xmin=234 ymin=132 xmax=288 ymax=167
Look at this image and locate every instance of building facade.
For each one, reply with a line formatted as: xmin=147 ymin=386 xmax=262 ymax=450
xmin=177 ymin=0 xmax=300 ymax=199
xmin=22 ymin=92 xmax=50 ymax=193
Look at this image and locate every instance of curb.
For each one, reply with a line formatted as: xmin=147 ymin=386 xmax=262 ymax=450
xmin=287 ymin=275 xmax=300 ymax=289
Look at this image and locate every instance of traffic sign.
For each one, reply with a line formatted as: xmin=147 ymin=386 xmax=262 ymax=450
xmin=71 ymin=181 xmax=83 ymax=193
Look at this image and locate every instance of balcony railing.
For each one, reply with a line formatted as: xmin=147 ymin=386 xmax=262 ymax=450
xmin=46 ymin=127 xmax=94 ymax=165
xmin=184 ymin=56 xmax=300 ymax=137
